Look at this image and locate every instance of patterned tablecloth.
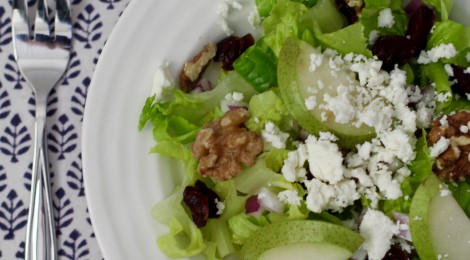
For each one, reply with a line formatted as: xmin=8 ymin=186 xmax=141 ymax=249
xmin=0 ymin=0 xmax=130 ymax=258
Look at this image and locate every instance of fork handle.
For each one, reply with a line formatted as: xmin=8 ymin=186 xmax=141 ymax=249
xmin=41 ymin=139 xmax=58 ymax=260
xmin=25 ymin=106 xmax=57 ymax=260
xmin=25 ymin=115 xmax=45 ymax=260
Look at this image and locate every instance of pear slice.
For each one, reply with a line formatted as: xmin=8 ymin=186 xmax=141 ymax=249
xmin=410 ymin=174 xmax=470 ymax=260
xmin=277 ymin=38 xmax=375 ymax=148
xmin=240 ymin=220 xmax=363 ymax=260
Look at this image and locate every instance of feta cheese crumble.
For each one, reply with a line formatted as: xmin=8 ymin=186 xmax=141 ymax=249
xmin=215 ymin=198 xmax=225 ymax=215
xmin=278 ymin=190 xmax=302 ymax=206
xmin=378 ymin=8 xmax=395 ymax=28
xmin=151 ymin=62 xmax=175 ymax=102
xmin=417 ymin=43 xmax=458 ymax=64
xmin=360 ymin=209 xmax=399 ymax=260
xmin=261 ymin=122 xmax=289 ymax=149
xmin=430 ymin=137 xmax=450 ymax=158
xmin=309 ymin=52 xmax=323 ymax=72
xmin=306 ymin=135 xmax=344 ymax=184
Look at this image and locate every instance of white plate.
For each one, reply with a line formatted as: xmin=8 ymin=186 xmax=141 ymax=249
xmin=82 ymin=1 xmax=469 ymax=260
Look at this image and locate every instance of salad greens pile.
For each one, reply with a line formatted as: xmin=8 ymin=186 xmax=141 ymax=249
xmin=139 ymin=0 xmax=470 ymax=259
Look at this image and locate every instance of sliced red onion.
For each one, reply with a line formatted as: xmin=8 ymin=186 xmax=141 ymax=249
xmin=393 ymin=212 xmax=412 ymax=241
xmin=220 ymin=100 xmax=248 ymax=113
xmin=191 ymin=78 xmax=213 ymax=93
xmin=245 ymin=195 xmax=262 ymax=215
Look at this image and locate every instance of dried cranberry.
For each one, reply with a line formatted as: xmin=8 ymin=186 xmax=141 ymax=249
xmin=451 ymin=65 xmax=470 ymax=98
xmin=182 ymin=180 xmax=221 ymax=227
xmin=381 ymin=244 xmax=417 ymax=260
xmin=194 ymin=180 xmax=221 ymax=218
xmin=406 ymin=5 xmax=435 ymax=56
xmin=335 ymin=0 xmax=359 ymax=25
xmin=183 ymin=186 xmax=210 ymax=227
xmin=371 ymin=35 xmax=414 ymax=71
xmin=214 ymin=34 xmax=255 ymax=70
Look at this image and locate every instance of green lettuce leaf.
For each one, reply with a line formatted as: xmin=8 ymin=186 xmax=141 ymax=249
xmin=360 ymin=8 xmax=409 ymax=38
xmin=314 ymin=22 xmax=373 ymax=57
xmin=153 ymin=190 xmax=205 ymax=258
xmin=426 ymin=20 xmax=470 ymax=66
xmin=233 ymin=39 xmax=278 ymax=92
xmin=261 ymin=0 xmax=312 ymax=56
xmin=245 ymin=89 xmax=293 ymax=133
xmin=448 ymin=179 xmax=470 ymax=218
xmin=421 ymin=62 xmax=453 ymax=111
xmin=228 ymin=213 xmax=270 ymax=245
xmin=138 ymin=71 xmax=257 ymax=144
xmin=422 ymin=0 xmax=453 ymax=21
xmin=409 ymin=130 xmax=433 ymax=186
xmin=234 ymin=156 xmax=292 ymax=195
xmin=305 ymin=0 xmax=347 ymax=34
xmin=264 ymin=148 xmax=290 ymax=172
xmin=364 ymin=0 xmax=404 ymax=10
xmin=201 ymin=218 xmax=239 ymax=259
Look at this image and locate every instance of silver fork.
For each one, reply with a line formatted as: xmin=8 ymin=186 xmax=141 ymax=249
xmin=12 ymin=0 xmax=72 ymax=259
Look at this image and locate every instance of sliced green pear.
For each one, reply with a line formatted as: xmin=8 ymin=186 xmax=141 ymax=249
xmin=278 ymin=38 xmax=375 ymax=148
xmin=258 ymin=242 xmax=352 ymax=260
xmin=410 ymin=174 xmax=470 ymax=260
xmin=240 ymin=220 xmax=363 ymax=260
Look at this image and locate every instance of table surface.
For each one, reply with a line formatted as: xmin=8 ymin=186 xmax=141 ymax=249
xmin=0 ymin=0 xmax=130 ymax=258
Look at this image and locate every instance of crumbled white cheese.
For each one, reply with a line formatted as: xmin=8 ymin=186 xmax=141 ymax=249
xmin=151 ymin=62 xmax=175 ymax=102
xmin=360 ymin=209 xmax=399 ymax=260
xmin=417 ymin=43 xmax=458 ymax=64
xmin=460 ymin=125 xmax=469 ymax=133
xmin=216 ymin=0 xmax=243 ymax=35
xmin=305 ymin=179 xmax=335 ymax=213
xmin=225 ymin=92 xmax=244 ymax=102
xmin=306 ymin=135 xmax=344 ymax=184
xmin=435 ymin=92 xmax=452 ymax=103
xmin=278 ymin=190 xmax=302 ymax=206
xmin=215 ymin=198 xmax=225 ymax=215
xmin=321 ymin=85 xmax=356 ymax=123
xmin=439 ymin=184 xmax=451 ymax=197
xmin=379 ymin=129 xmax=416 ymax=163
xmin=440 ymin=115 xmax=449 ymax=127
xmin=261 ymin=122 xmax=289 ymax=149
xmin=429 ymin=137 xmax=450 ymax=158
xmin=309 ymin=52 xmax=323 ymax=72
xmin=216 ymin=2 xmax=233 ymax=35
xmin=465 ymin=67 xmax=470 ymax=74
xmin=304 ymin=95 xmax=317 ymax=110
xmin=318 ymin=131 xmax=338 ymax=142
xmin=281 ymin=144 xmax=308 ymax=182
xmin=378 ymin=8 xmax=395 ymax=28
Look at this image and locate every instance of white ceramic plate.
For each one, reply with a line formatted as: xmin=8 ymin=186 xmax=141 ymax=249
xmin=82 ymin=1 xmax=469 ymax=260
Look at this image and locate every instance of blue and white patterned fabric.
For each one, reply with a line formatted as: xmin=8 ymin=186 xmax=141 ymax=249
xmin=0 ymin=0 xmax=130 ymax=258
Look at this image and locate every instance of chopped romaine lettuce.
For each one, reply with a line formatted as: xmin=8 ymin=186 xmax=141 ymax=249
xmin=139 ymin=71 xmax=257 ymax=144
xmin=314 ymin=22 xmax=373 ymax=57
xmin=422 ymin=0 xmax=453 ymax=21
xmin=152 ymin=190 xmax=205 ymax=258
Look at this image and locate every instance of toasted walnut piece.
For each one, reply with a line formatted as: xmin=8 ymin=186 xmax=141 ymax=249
xmin=179 ymin=42 xmax=216 ymax=93
xmin=428 ymin=110 xmax=470 ymax=181
xmin=192 ymin=108 xmax=263 ymax=181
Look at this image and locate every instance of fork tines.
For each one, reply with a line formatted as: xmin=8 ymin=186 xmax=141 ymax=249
xmin=12 ymin=0 xmax=72 ymax=46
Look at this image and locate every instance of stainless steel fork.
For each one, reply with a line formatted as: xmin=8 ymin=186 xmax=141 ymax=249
xmin=12 ymin=0 xmax=72 ymax=259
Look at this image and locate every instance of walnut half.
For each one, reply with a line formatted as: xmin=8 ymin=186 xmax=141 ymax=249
xmin=428 ymin=110 xmax=470 ymax=181
xmin=180 ymin=42 xmax=216 ymax=93
xmin=192 ymin=108 xmax=263 ymax=181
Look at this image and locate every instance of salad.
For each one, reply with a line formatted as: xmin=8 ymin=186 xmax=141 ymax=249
xmin=138 ymin=0 xmax=470 ymax=259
